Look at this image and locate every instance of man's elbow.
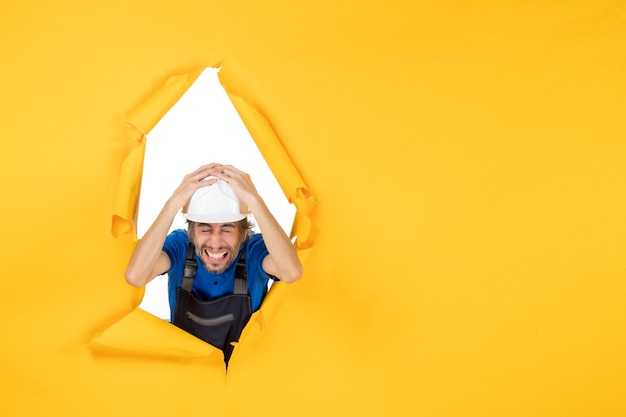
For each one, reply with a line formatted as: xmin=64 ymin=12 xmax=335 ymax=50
xmin=280 ymin=263 xmax=303 ymax=284
xmin=124 ymin=269 xmax=146 ymax=288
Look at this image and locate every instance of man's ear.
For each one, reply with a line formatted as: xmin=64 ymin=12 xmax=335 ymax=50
xmin=240 ymin=229 xmax=252 ymax=243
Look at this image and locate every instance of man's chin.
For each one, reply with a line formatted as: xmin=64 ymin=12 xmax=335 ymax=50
xmin=202 ymin=260 xmax=233 ymax=274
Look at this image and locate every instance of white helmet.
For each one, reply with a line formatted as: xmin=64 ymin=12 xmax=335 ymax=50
xmin=184 ymin=179 xmax=250 ymax=223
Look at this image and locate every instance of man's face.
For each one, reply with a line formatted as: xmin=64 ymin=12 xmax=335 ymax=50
xmin=193 ymin=222 xmax=242 ymax=273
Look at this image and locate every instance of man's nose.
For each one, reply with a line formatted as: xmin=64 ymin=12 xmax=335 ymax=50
xmin=207 ymin=231 xmax=224 ymax=244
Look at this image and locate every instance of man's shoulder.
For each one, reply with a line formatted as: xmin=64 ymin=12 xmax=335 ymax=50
xmin=163 ymin=229 xmax=190 ymax=261
xmin=243 ymin=233 xmax=269 ymax=265
xmin=168 ymin=228 xmax=189 ymax=240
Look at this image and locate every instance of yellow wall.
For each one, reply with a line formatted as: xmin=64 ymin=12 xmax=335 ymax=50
xmin=1 ymin=1 xmax=625 ymax=416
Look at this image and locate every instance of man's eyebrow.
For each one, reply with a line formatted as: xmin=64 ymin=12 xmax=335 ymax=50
xmin=197 ymin=223 xmax=235 ymax=229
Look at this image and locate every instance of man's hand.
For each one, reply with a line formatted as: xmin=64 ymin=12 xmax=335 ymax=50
xmin=170 ymin=163 xmax=223 ymax=212
xmin=205 ymin=164 xmax=261 ymax=210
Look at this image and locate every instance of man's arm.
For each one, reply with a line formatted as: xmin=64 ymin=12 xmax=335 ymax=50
xmin=210 ymin=165 xmax=303 ymax=283
xmin=125 ymin=163 xmax=222 ymax=287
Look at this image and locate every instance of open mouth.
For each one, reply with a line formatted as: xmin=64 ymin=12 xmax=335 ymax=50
xmin=204 ymin=248 xmax=228 ymax=261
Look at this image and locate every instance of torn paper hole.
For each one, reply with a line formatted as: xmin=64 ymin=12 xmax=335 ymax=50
xmin=137 ymin=67 xmax=297 ymax=320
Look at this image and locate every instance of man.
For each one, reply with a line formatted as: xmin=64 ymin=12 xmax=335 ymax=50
xmin=125 ymin=163 xmax=303 ymax=365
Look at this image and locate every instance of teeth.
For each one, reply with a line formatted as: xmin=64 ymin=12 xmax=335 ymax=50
xmin=207 ymin=251 xmax=227 ymax=260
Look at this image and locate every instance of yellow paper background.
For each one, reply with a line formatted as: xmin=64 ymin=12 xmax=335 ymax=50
xmin=1 ymin=1 xmax=625 ymax=416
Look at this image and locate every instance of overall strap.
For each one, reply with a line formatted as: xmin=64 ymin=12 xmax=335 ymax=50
xmin=181 ymin=242 xmax=196 ymax=292
xmin=233 ymin=249 xmax=248 ymax=295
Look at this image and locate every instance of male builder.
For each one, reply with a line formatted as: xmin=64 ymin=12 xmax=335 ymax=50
xmin=125 ymin=163 xmax=303 ymax=364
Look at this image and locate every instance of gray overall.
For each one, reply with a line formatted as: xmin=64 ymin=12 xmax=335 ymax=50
xmin=172 ymin=243 xmax=252 ymax=366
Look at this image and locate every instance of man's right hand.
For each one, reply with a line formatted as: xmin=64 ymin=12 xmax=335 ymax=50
xmin=168 ymin=163 xmax=223 ymax=213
